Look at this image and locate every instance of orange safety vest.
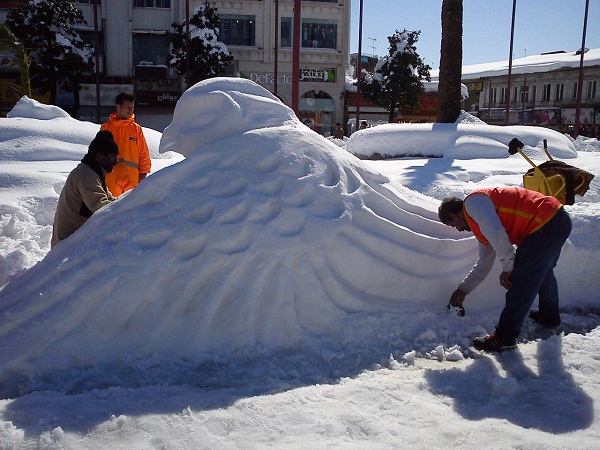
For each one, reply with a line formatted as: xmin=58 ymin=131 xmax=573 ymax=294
xmin=100 ymin=113 xmax=151 ymax=196
xmin=464 ymin=187 xmax=562 ymax=246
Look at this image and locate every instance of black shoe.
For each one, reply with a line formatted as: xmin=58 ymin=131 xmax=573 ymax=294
xmin=472 ymin=334 xmax=517 ymax=353
xmin=529 ymin=310 xmax=561 ymax=329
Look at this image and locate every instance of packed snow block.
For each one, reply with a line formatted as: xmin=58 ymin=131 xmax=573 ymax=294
xmin=0 ymin=79 xmax=593 ymax=395
xmin=346 ymin=122 xmax=577 ymax=160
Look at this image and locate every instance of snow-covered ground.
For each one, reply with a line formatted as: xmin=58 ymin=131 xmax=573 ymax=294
xmin=0 ymin=80 xmax=599 ymax=449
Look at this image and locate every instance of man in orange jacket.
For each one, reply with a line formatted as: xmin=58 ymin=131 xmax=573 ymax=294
xmin=439 ymin=187 xmax=571 ymax=352
xmin=101 ymin=92 xmax=151 ymax=195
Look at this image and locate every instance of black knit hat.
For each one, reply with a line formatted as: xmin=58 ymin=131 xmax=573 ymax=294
xmin=88 ymin=130 xmax=119 ymax=155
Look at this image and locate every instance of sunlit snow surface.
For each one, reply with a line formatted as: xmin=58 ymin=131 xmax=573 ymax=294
xmin=0 ymin=80 xmax=598 ymax=402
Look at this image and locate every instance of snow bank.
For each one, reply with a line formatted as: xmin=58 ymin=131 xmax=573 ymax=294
xmin=3 ymin=96 xmax=174 ymax=160
xmin=346 ymin=122 xmax=578 ymax=160
xmin=7 ymin=96 xmax=71 ymax=120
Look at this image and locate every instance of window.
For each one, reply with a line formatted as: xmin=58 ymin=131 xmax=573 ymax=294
xmin=133 ymin=0 xmax=170 ymax=8
xmin=512 ymin=86 xmax=518 ymax=102
xmin=280 ymin=17 xmax=292 ymax=48
xmin=520 ymin=85 xmax=529 ymax=103
xmin=301 ymin=19 xmax=337 ymax=49
xmin=78 ymin=29 xmax=104 ymax=53
xmin=220 ymin=15 xmax=255 ymax=46
xmin=572 ymin=81 xmax=578 ymax=99
xmin=280 ymin=18 xmax=338 ymax=49
xmin=132 ymin=33 xmax=170 ymax=66
xmin=542 ymin=83 xmax=551 ymax=101
xmin=554 ymin=83 xmax=564 ymax=101
xmin=500 ymin=87 xmax=506 ymax=103
xmin=587 ymin=80 xmax=597 ymax=98
xmin=490 ymin=87 xmax=497 ymax=104
xmin=75 ymin=0 xmax=101 ymax=4
xmin=531 ymin=85 xmax=537 ymax=103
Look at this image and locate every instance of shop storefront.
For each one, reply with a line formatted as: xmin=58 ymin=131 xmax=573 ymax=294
xmin=238 ymin=64 xmax=345 ymax=136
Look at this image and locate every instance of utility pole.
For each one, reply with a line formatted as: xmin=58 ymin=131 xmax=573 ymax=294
xmin=505 ymin=0 xmax=516 ymax=126
xmin=574 ymin=0 xmax=589 ymax=138
xmin=355 ymin=0 xmax=364 ymax=132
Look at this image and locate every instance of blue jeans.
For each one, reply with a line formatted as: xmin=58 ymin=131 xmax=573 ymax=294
xmin=495 ymin=207 xmax=572 ymax=342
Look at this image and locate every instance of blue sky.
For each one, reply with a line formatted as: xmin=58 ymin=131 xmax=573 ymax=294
xmin=350 ymin=0 xmax=600 ymax=68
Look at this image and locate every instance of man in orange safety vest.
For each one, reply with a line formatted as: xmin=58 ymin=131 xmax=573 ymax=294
xmin=439 ymin=187 xmax=571 ymax=352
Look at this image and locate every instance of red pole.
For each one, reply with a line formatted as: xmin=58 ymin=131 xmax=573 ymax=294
xmin=574 ymin=0 xmax=589 ymax=138
xmin=520 ymin=77 xmax=526 ymax=124
xmin=292 ymin=0 xmax=301 ymax=113
xmin=274 ymin=0 xmax=279 ymax=96
xmin=488 ymin=80 xmax=492 ymax=118
xmin=355 ymin=0 xmax=364 ymax=132
xmin=505 ymin=0 xmax=516 ymax=125
xmin=92 ymin=0 xmax=101 ymax=123
xmin=185 ymin=0 xmax=190 ymax=89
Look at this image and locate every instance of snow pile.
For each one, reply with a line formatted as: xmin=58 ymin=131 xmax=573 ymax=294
xmin=6 ymin=96 xmax=71 ymax=120
xmin=3 ymin=96 xmax=174 ymax=161
xmin=346 ymin=122 xmax=578 ymax=159
xmin=0 ymin=98 xmax=183 ymax=286
xmin=567 ymin=134 xmax=600 ymax=153
xmin=456 ymin=110 xmax=487 ymax=125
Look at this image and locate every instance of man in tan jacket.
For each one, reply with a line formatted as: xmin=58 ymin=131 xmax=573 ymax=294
xmin=51 ymin=130 xmax=119 ymax=248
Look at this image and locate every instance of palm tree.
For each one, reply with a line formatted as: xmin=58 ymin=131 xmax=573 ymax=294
xmin=436 ymin=0 xmax=463 ymax=123
xmin=0 ymin=24 xmax=31 ymax=98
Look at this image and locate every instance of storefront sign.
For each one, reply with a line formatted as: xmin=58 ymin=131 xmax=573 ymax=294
xmin=80 ymin=84 xmax=134 ymax=106
xmin=562 ymin=108 xmax=594 ymax=125
xmin=135 ymin=91 xmax=180 ymax=106
xmin=300 ymin=68 xmax=336 ymax=82
xmin=240 ymin=72 xmax=293 ymax=85
xmin=532 ymin=109 xmax=560 ymax=126
xmin=239 ymin=68 xmax=336 ymax=85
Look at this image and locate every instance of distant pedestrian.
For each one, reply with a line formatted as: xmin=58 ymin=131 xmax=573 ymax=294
xmin=334 ymin=122 xmax=345 ymax=139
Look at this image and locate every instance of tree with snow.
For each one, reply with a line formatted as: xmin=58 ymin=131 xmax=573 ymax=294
xmin=5 ymin=0 xmax=94 ymax=102
xmin=436 ymin=0 xmax=463 ymax=123
xmin=358 ymin=30 xmax=431 ymax=123
xmin=169 ymin=4 xmax=234 ymax=86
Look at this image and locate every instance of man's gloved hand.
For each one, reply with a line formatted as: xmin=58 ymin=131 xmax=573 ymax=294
xmin=447 ymin=288 xmax=466 ymax=316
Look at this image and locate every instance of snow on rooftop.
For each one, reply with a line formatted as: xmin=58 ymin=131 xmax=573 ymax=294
xmin=431 ymin=47 xmax=600 ymax=80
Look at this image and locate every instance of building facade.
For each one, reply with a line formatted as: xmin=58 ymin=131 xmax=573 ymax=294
xmin=461 ymin=49 xmax=600 ymax=137
xmin=1 ymin=0 xmax=351 ymax=133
